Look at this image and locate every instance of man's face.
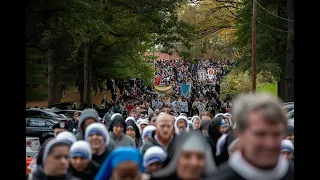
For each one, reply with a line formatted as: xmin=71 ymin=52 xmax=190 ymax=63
xmin=74 ymin=113 xmax=79 ymax=121
xmin=238 ymin=112 xmax=285 ymax=168
xmin=156 ymin=115 xmax=174 ymax=140
xmin=136 ymin=107 xmax=141 ymax=114
xmin=88 ymin=133 xmax=105 ymax=150
xmin=130 ymin=112 xmax=138 ymax=119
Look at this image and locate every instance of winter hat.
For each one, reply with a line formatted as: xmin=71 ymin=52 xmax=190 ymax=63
xmin=174 ymin=115 xmax=190 ymax=134
xmin=140 ymin=119 xmax=149 ymax=126
xmin=125 ymin=116 xmax=136 ymax=124
xmin=143 ymin=146 xmax=167 ymax=167
xmin=70 ymin=140 xmax=92 ymax=160
xmin=220 ymin=119 xmax=228 ymax=127
xmin=111 ymin=113 xmax=123 ymax=121
xmin=42 ymin=139 xmax=70 ymax=165
xmin=191 ymin=115 xmax=201 ymax=122
xmin=95 ymin=146 xmax=144 ymax=180
xmin=108 ymin=115 xmax=126 ymax=132
xmin=55 ymin=131 xmax=77 ymax=146
xmin=215 ymin=113 xmax=224 ymax=118
xmin=224 ymin=113 xmax=232 ymax=117
xmin=281 ymin=139 xmax=294 ymax=153
xmin=79 ymin=108 xmax=99 ymax=123
xmin=179 ymin=113 xmax=188 ymax=118
xmin=85 ymin=123 xmax=110 ymax=146
xmin=142 ymin=125 xmax=156 ymax=144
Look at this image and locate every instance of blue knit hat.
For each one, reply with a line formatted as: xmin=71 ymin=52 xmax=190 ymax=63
xmin=95 ymin=146 xmax=144 ymax=180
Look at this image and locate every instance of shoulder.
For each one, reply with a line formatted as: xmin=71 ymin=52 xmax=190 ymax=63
xmin=205 ymin=162 xmax=240 ymax=180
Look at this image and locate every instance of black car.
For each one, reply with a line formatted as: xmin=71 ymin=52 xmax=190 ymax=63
xmin=48 ymin=102 xmax=74 ymax=110
xmin=54 ymin=110 xmax=82 ymax=119
xmin=26 ymin=118 xmax=60 ymax=145
xmin=26 ymin=108 xmax=70 ymax=123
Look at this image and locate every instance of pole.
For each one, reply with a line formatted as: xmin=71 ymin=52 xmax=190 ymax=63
xmin=252 ymin=0 xmax=257 ymax=93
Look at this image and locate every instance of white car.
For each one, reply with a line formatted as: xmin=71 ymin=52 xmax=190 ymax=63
xmin=26 ymin=136 xmax=40 ymax=158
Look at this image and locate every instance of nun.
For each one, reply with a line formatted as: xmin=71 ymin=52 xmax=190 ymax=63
xmin=95 ymin=146 xmax=148 ymax=180
xmin=29 ymin=139 xmax=79 ymax=180
xmin=150 ymin=131 xmax=217 ymax=180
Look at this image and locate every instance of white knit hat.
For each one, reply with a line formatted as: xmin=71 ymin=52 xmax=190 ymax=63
xmin=125 ymin=116 xmax=136 ymax=124
xmin=142 ymin=125 xmax=156 ymax=144
xmin=143 ymin=146 xmax=167 ymax=167
xmin=85 ymin=123 xmax=110 ymax=146
xmin=55 ymin=131 xmax=77 ymax=145
xmin=281 ymin=139 xmax=294 ymax=153
xmin=70 ymin=140 xmax=92 ymax=160
xmin=174 ymin=116 xmax=189 ymax=134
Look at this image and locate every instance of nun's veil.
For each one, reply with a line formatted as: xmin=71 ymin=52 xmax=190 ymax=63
xmin=151 ymin=131 xmax=217 ymax=178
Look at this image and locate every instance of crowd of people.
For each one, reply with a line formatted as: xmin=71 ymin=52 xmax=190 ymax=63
xmin=26 ymin=93 xmax=294 ymax=180
xmin=26 ymin=59 xmax=294 ymax=180
xmin=98 ymin=59 xmax=234 ymax=120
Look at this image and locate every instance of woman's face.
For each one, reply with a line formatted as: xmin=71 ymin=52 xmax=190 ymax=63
xmin=44 ymin=145 xmax=69 ymax=176
xmin=111 ymin=161 xmax=141 ymax=180
xmin=70 ymin=156 xmax=89 ymax=172
xmin=177 ymin=151 xmax=205 ymax=180
xmin=193 ymin=119 xmax=201 ymax=129
xmin=146 ymin=162 xmax=163 ymax=173
xmin=126 ymin=128 xmax=136 ymax=138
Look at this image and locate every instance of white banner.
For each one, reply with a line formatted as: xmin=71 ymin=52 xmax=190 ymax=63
xmin=198 ymin=70 xmax=206 ymax=81
xmin=207 ymin=68 xmax=215 ymax=80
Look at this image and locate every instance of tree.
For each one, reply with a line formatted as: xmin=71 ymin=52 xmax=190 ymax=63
xmin=178 ymin=0 xmax=239 ymax=60
xmin=232 ymin=0 xmax=293 ymax=101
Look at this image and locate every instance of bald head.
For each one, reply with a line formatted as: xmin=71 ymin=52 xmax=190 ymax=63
xmin=156 ymin=113 xmax=173 ymax=125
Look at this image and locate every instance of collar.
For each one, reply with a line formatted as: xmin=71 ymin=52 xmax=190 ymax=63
xmin=228 ymin=151 xmax=289 ymax=180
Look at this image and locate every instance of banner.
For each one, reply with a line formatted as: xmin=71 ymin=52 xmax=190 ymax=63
xmin=154 ymin=76 xmax=161 ymax=86
xmin=198 ymin=70 xmax=206 ymax=81
xmin=180 ymin=83 xmax=191 ymax=98
xmin=154 ymin=85 xmax=173 ymax=94
xmin=207 ymin=68 xmax=215 ymax=80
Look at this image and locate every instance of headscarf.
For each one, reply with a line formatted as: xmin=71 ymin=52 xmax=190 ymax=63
xmin=174 ymin=115 xmax=190 ymax=134
xmin=95 ymin=146 xmax=144 ymax=180
xmin=151 ymin=131 xmax=217 ymax=178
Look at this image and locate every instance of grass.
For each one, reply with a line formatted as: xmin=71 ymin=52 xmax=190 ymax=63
xmin=257 ymin=83 xmax=278 ymax=97
xmin=26 ymin=88 xmax=115 ymax=108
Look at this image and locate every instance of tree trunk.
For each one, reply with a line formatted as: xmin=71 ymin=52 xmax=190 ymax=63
xmin=47 ymin=39 xmax=62 ymax=107
xmin=284 ymin=0 xmax=294 ymax=102
xmin=84 ymin=44 xmax=92 ymax=106
xmin=78 ymin=78 xmax=85 ymax=105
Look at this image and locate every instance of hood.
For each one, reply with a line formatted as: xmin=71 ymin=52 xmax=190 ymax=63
xmin=152 ymin=131 xmax=217 ymax=178
xmin=108 ymin=115 xmax=126 ymax=133
xmin=174 ymin=116 xmax=189 ymax=135
xmin=77 ymin=108 xmax=99 ymax=139
xmin=126 ymin=120 xmax=141 ymax=139
xmin=208 ymin=116 xmax=223 ymax=144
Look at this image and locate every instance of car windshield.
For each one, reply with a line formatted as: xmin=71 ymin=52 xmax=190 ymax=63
xmin=45 ymin=111 xmax=63 ymax=118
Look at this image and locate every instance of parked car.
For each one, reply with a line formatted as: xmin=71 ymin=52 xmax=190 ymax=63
xmin=286 ymin=109 xmax=294 ymax=119
xmin=26 ymin=136 xmax=40 ymax=158
xmin=48 ymin=102 xmax=74 ymax=110
xmin=54 ymin=110 xmax=82 ymax=119
xmin=283 ymin=102 xmax=294 ymax=113
xmin=26 ymin=118 xmax=60 ymax=145
xmin=26 ymin=108 xmax=70 ymax=124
